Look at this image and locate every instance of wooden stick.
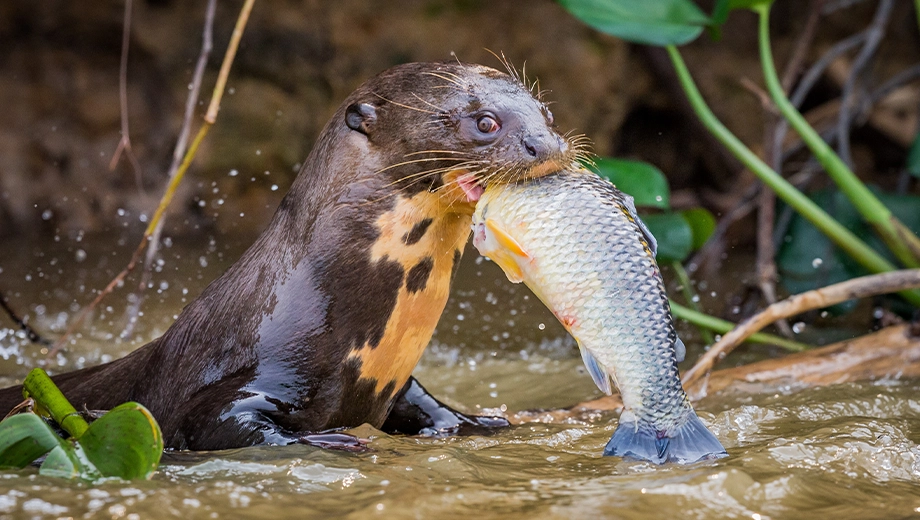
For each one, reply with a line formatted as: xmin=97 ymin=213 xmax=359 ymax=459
xmin=512 ymin=323 xmax=920 ymax=424
xmin=681 ymin=269 xmax=920 ymax=394
xmin=48 ymin=0 xmax=257 ymax=358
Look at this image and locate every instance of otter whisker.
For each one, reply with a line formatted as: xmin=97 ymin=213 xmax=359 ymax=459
xmin=372 ymin=93 xmax=437 ymax=115
xmin=387 ymin=162 xmax=484 ymax=188
xmin=410 ymin=93 xmax=447 ymax=113
xmin=422 ymin=71 xmax=466 ymax=89
xmin=404 ymin=150 xmax=475 ymax=157
xmin=371 ymin=156 xmax=474 ymax=176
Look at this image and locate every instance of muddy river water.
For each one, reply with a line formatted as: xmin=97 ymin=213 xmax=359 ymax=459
xmin=0 ymin=229 xmax=918 ymax=519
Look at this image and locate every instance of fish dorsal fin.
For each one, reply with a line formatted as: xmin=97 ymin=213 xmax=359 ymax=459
xmin=580 ymin=347 xmax=613 ymax=395
xmin=674 ymin=337 xmax=686 ymax=363
xmin=621 ymin=193 xmax=658 ymax=258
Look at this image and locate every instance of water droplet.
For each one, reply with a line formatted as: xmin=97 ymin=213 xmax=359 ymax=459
xmin=655 ymin=195 xmax=663 ymax=202
xmin=792 ymin=322 xmax=805 ymax=334
xmin=41 ymin=209 xmax=53 ymax=220
xmin=538 ymin=323 xmax=545 ymax=330
xmin=117 ymin=208 xmax=126 ymax=217
xmin=691 ymin=295 xmax=700 ymax=303
xmin=75 ymin=249 xmax=87 ymax=262
xmin=199 ymin=256 xmax=208 ymax=267
xmin=456 ymin=314 xmax=464 ymax=321
xmin=229 ymin=169 xmax=238 ymax=177
xmin=271 ymin=184 xmax=279 ymax=191
xmin=812 ymin=258 xmax=823 ymax=268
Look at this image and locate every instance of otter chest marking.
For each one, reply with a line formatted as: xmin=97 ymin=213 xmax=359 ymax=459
xmin=348 ymin=192 xmax=472 ymax=396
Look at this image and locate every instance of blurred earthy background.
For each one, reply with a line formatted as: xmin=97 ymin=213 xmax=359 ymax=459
xmin=1 ymin=0 xmax=917 ymax=242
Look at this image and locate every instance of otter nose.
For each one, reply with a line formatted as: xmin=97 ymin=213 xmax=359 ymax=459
xmin=523 ymin=135 xmax=556 ymax=159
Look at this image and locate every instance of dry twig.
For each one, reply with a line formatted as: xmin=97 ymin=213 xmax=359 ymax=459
xmin=0 ymin=291 xmax=50 ymax=346
xmin=681 ymin=269 xmax=920 ymax=394
xmin=108 ymin=0 xmax=146 ymax=192
xmin=121 ymin=0 xmax=218 ymax=340
xmin=835 ymin=0 xmax=894 ymax=167
xmin=49 ymin=0 xmax=257 ymax=358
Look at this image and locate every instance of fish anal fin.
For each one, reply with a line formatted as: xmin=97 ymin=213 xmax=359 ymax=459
xmin=580 ymin=347 xmax=612 ymax=395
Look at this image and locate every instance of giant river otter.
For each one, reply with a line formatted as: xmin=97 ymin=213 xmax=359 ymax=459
xmin=0 ymin=62 xmax=576 ymax=450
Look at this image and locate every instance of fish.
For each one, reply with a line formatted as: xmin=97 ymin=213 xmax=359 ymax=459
xmin=471 ymin=167 xmax=727 ymax=464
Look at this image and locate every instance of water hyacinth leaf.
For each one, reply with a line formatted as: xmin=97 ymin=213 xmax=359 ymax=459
xmin=642 ymin=212 xmax=693 ymax=262
xmin=39 ymin=442 xmax=101 ymax=480
xmin=0 ymin=413 xmax=60 ymax=469
xmin=908 ymin=131 xmax=920 ymax=179
xmin=681 ymin=207 xmax=716 ymax=249
xmin=80 ymin=402 xmax=163 ymax=480
xmin=558 ymin=0 xmax=710 ymax=46
xmin=593 ymin=158 xmax=670 ymax=209
xmin=778 ymin=188 xmax=920 ymax=313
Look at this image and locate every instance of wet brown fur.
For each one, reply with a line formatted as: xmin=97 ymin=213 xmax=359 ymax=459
xmin=0 ymin=62 xmax=577 ymax=450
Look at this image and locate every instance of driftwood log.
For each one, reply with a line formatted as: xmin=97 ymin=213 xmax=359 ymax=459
xmin=511 ymin=324 xmax=920 ymax=424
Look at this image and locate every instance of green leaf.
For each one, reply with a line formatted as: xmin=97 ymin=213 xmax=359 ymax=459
xmin=908 ymin=131 xmax=920 ymax=179
xmin=681 ymin=207 xmax=716 ymax=249
xmin=642 ymin=212 xmax=693 ymax=262
xmin=80 ymin=402 xmax=163 ymax=480
xmin=709 ymin=0 xmax=773 ymax=37
xmin=39 ymin=442 xmax=100 ymax=480
xmin=0 ymin=414 xmax=60 ymax=469
xmin=777 ymin=188 xmax=920 ymax=314
xmin=592 ymin=158 xmax=670 ymax=209
xmin=558 ymin=0 xmax=710 ymax=46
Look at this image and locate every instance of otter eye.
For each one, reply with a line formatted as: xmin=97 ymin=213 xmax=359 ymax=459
xmin=476 ymin=114 xmax=500 ymax=134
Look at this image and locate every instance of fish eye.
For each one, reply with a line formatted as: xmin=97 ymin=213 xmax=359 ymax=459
xmin=476 ymin=114 xmax=500 ymax=135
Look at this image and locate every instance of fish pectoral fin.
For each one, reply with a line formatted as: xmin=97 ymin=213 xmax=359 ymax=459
xmin=674 ymin=337 xmax=686 ymax=363
xmin=485 ymin=219 xmax=530 ymax=259
xmin=580 ymin=347 xmax=613 ymax=396
xmin=484 ymin=218 xmax=530 ymax=283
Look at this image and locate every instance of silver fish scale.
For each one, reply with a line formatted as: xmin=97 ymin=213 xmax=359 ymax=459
xmin=481 ymin=171 xmax=693 ymax=432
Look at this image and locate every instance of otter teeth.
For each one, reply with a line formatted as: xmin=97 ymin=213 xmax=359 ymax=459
xmin=457 ymin=173 xmax=484 ymax=202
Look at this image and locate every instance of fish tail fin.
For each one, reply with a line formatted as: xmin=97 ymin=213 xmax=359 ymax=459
xmin=603 ymin=409 xmax=727 ymax=464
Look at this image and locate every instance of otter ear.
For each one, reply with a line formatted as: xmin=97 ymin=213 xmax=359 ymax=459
xmin=345 ymin=102 xmax=377 ymax=135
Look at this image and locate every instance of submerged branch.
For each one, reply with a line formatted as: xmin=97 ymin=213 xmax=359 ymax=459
xmin=681 ymin=269 xmax=920 ymax=393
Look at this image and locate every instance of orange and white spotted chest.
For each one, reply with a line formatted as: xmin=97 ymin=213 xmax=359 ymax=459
xmin=348 ymin=191 xmax=473 ymax=396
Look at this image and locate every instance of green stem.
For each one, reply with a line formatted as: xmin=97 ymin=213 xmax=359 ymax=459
xmin=915 ymin=0 xmax=920 ymax=34
xmin=756 ymin=4 xmax=920 ymax=269
xmin=669 ymin=261 xmax=715 ymax=345
xmin=670 ymin=301 xmax=810 ymax=352
xmin=664 ymin=45 xmax=920 ymax=307
xmin=22 ymin=368 xmax=89 ymax=439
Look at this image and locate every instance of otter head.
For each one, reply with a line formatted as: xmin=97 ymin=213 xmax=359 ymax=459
xmin=341 ymin=61 xmax=581 ymax=205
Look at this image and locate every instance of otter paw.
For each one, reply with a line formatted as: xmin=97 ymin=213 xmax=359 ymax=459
xmin=297 ymin=432 xmax=369 ymax=452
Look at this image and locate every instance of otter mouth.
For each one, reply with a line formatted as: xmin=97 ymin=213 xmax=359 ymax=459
xmin=457 ymin=172 xmax=485 ymax=202
xmin=450 ymin=158 xmax=570 ymax=204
